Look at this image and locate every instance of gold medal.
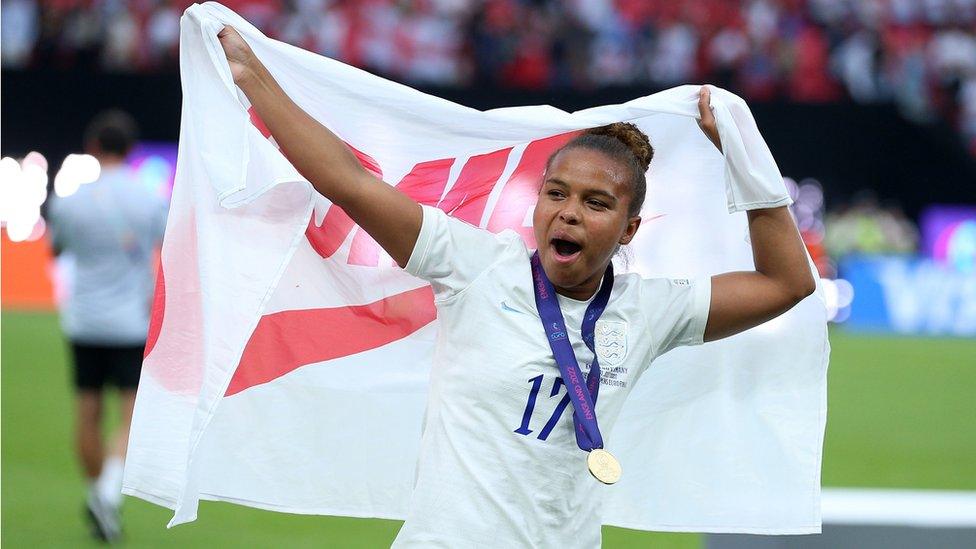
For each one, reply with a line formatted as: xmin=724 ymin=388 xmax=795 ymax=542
xmin=587 ymin=448 xmax=622 ymax=485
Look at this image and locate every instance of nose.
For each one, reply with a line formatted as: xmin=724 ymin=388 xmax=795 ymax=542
xmin=558 ymin=203 xmax=581 ymax=225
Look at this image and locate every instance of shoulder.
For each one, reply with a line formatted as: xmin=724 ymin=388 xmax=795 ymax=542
xmin=47 ymin=186 xmax=86 ymax=215
xmin=615 ymin=272 xmax=712 ymax=354
xmin=405 ymin=205 xmax=530 ymax=299
xmin=613 ymin=272 xmax=696 ymax=295
xmin=609 ymin=272 xmax=710 ymax=330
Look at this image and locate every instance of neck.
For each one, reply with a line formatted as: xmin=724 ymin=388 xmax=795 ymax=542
xmin=553 ymin=271 xmax=604 ymax=301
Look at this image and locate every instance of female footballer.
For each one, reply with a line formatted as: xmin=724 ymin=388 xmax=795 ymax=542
xmin=218 ymin=26 xmax=815 ymax=548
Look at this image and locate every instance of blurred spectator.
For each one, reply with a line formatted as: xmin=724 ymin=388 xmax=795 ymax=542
xmin=45 ymin=110 xmax=168 ymax=543
xmin=146 ymin=1 xmax=181 ymax=67
xmin=825 ymin=190 xmax=919 ymax=258
xmin=0 ymin=0 xmax=39 ymax=66
xmin=3 ymin=0 xmax=976 ymax=154
xmin=961 ymin=76 xmax=976 ymax=154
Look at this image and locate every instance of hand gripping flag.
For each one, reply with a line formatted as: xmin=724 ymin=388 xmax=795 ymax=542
xmin=124 ymin=2 xmax=829 ymax=534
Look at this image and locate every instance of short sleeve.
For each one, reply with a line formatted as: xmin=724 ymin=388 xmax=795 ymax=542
xmin=640 ymin=276 xmax=712 ymax=356
xmin=404 ymin=205 xmax=517 ymax=301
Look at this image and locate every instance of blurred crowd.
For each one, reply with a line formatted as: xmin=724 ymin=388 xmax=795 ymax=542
xmin=3 ymin=0 xmax=976 ymax=154
xmin=782 ymin=178 xmax=918 ymax=279
xmin=825 ymin=191 xmax=920 ymax=258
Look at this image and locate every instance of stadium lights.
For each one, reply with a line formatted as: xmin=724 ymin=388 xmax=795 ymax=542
xmin=0 ymin=153 xmax=51 ymax=242
xmin=54 ymin=154 xmax=101 ymax=197
xmin=821 ymin=277 xmax=855 ymax=323
xmin=0 ymin=151 xmax=104 ymax=243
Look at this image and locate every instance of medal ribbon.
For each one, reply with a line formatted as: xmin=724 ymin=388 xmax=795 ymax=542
xmin=530 ymin=251 xmax=613 ymax=451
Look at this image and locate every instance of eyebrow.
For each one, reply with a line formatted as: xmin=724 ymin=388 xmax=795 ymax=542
xmin=544 ymin=177 xmax=619 ymax=204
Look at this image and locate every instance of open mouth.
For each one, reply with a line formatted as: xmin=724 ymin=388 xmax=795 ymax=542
xmin=551 ymin=238 xmax=582 ymax=261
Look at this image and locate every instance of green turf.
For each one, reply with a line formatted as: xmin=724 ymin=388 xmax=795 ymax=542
xmin=822 ymin=330 xmax=976 ymax=489
xmin=3 ymin=312 xmax=975 ymax=547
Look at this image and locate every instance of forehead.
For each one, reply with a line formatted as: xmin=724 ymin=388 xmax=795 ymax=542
xmin=546 ymin=148 xmax=630 ymax=193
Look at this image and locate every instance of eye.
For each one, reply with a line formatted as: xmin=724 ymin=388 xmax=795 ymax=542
xmin=547 ymin=189 xmax=565 ymax=199
xmin=587 ymin=199 xmax=608 ymax=209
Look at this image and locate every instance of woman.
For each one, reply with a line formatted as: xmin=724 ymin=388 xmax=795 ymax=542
xmin=218 ymin=26 xmax=815 ymax=548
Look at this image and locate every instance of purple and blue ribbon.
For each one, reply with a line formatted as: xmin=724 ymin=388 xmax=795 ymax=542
xmin=530 ymin=251 xmax=613 ymax=451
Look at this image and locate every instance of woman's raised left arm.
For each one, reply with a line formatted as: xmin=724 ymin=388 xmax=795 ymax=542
xmin=695 ymin=87 xmax=817 ymax=342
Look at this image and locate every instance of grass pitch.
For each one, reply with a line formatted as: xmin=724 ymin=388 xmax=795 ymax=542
xmin=2 ymin=311 xmax=974 ymax=547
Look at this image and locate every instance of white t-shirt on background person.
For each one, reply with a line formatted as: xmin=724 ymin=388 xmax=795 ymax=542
xmin=395 ymin=205 xmax=711 ymax=548
xmin=47 ymin=165 xmax=168 ymax=346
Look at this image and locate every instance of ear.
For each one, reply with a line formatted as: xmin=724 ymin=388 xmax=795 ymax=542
xmin=618 ymin=215 xmax=641 ymax=245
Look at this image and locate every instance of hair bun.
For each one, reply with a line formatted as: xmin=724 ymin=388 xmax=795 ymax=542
xmin=585 ymin=122 xmax=653 ymax=172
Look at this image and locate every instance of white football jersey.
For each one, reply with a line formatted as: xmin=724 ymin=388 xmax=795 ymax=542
xmin=396 ymin=206 xmax=710 ymax=548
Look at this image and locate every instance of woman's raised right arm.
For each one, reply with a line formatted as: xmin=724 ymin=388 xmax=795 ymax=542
xmin=217 ymin=26 xmax=421 ymax=266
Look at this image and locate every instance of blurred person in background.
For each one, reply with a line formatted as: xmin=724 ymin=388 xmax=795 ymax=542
xmin=824 ymin=190 xmax=919 ymax=258
xmin=45 ymin=110 xmax=168 ymax=543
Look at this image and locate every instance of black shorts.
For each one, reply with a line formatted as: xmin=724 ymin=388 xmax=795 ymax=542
xmin=70 ymin=342 xmax=144 ymax=390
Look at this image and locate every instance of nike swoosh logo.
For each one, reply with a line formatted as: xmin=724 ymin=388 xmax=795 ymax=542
xmin=501 ymin=301 xmax=530 ymax=316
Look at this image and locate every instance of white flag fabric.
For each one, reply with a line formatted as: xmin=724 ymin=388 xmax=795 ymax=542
xmin=123 ymin=2 xmax=829 ymax=535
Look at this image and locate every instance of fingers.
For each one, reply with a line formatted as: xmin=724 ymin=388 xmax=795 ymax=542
xmin=218 ymin=26 xmax=242 ymax=44
xmin=217 ymin=27 xmax=232 ymax=56
xmin=217 ymin=25 xmax=246 ymax=58
xmin=697 ymin=85 xmax=723 ymax=152
xmin=698 ymin=86 xmax=713 ymax=124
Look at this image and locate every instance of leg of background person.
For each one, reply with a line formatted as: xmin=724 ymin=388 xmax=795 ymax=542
xmin=97 ymin=389 xmax=136 ymax=508
xmin=112 ymin=389 xmax=136 ymax=459
xmin=79 ymin=387 xmax=121 ymax=541
xmin=72 ymin=343 xmax=121 ymax=541
xmin=76 ymin=390 xmax=104 ymax=480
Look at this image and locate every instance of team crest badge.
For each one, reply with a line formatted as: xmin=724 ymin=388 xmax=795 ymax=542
xmin=595 ymin=320 xmax=628 ymax=367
